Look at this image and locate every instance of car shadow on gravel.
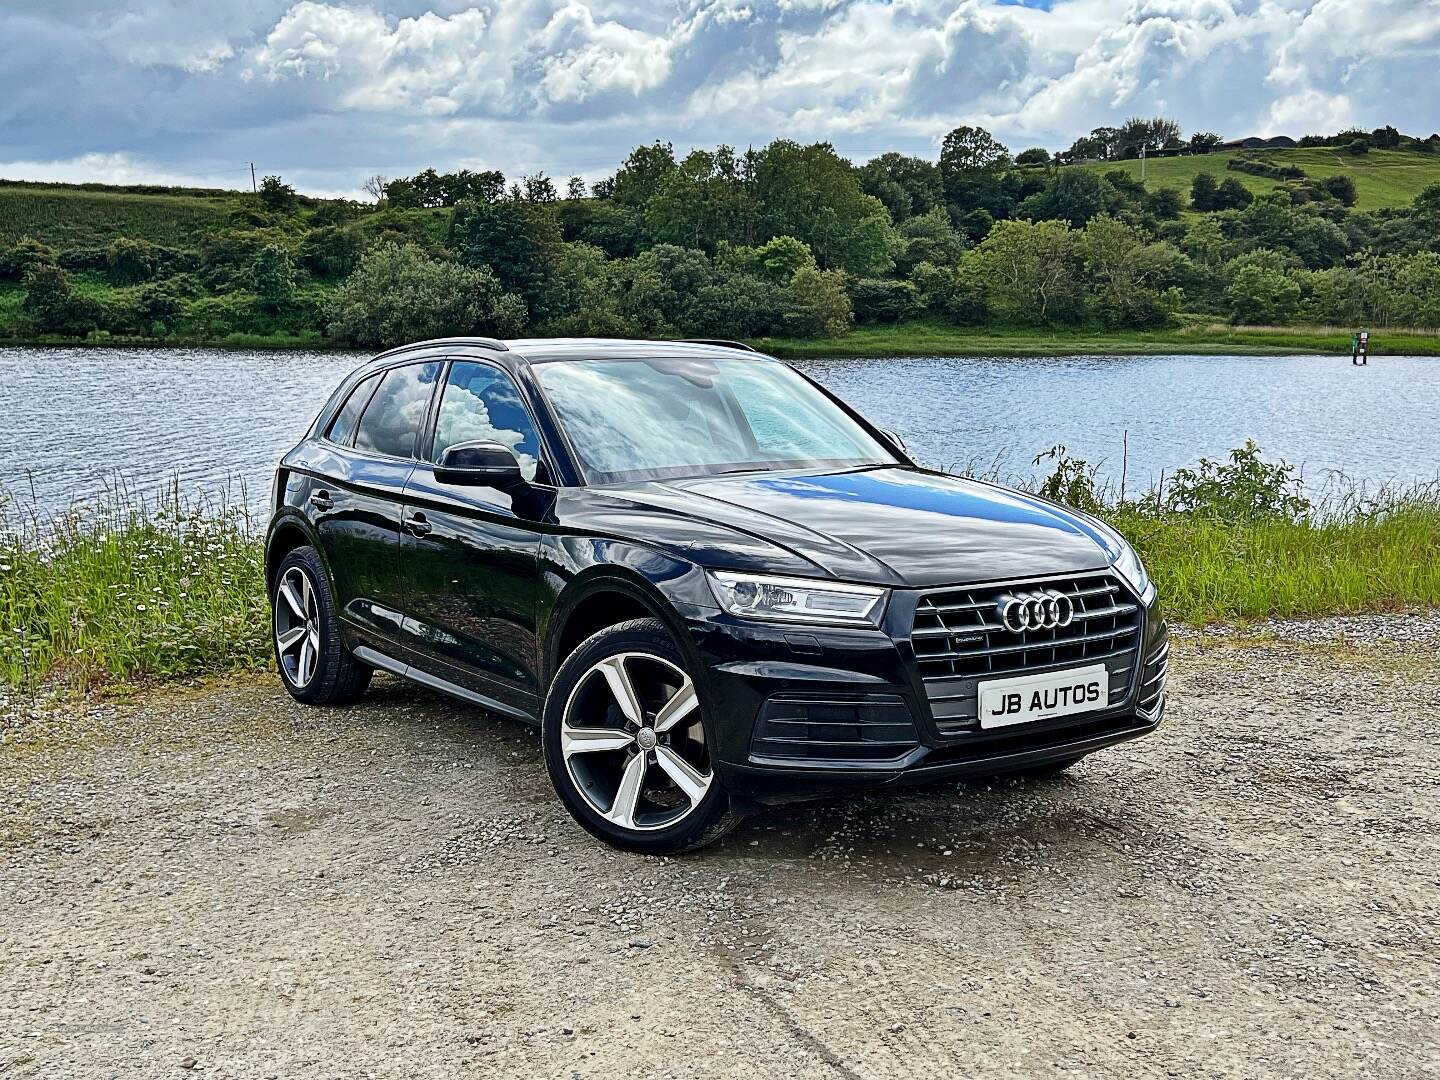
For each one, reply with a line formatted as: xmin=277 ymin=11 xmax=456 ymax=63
xmin=304 ymin=675 xmax=1164 ymax=883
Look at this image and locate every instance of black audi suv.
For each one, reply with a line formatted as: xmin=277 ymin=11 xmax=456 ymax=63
xmin=267 ymin=337 xmax=1167 ymax=852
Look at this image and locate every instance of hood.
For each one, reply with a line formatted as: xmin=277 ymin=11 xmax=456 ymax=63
xmin=607 ymin=466 xmax=1118 ymax=589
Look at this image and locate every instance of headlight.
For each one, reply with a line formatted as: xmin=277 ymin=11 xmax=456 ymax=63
xmin=1111 ymin=538 xmax=1151 ymax=597
xmin=707 ymin=571 xmax=888 ymax=627
xmin=1083 ymin=514 xmax=1151 ymax=597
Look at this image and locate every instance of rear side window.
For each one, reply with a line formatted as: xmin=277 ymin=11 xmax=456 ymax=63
xmin=326 ymin=374 xmax=379 ymax=446
xmin=354 ymin=362 xmax=441 ymax=459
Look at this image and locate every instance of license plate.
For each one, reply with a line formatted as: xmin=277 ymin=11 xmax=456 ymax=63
xmin=978 ymin=663 xmax=1109 ymax=729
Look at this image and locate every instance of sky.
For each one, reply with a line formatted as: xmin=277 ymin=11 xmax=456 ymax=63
xmin=2 ymin=0 xmax=1439 ymax=198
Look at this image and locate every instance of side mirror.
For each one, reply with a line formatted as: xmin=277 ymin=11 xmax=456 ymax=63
xmin=880 ymin=428 xmax=907 ymax=452
xmin=435 ymin=441 xmax=525 ymax=488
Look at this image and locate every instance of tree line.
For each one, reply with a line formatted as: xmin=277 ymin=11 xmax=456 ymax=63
xmin=3 ymin=121 xmax=1440 ymax=347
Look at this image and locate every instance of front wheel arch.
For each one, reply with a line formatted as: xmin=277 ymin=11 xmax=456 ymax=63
xmin=544 ymin=569 xmax=699 ymax=686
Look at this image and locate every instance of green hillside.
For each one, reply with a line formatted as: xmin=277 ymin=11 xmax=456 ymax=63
xmin=0 ymin=184 xmax=236 ymax=248
xmin=1076 ymin=148 xmax=1440 ymax=211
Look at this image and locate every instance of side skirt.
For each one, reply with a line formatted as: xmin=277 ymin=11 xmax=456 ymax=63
xmin=353 ymin=644 xmax=539 ymax=725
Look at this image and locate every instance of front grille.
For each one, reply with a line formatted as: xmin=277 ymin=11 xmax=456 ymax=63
xmin=912 ymin=570 xmax=1143 ymax=732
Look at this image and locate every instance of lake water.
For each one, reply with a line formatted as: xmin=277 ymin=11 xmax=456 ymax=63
xmin=1 ymin=345 xmax=1437 ymax=519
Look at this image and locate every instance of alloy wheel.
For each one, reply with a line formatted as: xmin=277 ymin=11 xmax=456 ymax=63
xmin=274 ymin=566 xmax=322 ymax=689
xmin=560 ymin=652 xmax=712 ymax=832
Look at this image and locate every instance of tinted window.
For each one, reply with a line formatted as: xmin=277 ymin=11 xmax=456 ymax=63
xmin=432 ymin=362 xmax=542 ymax=481
xmin=354 ymin=362 xmax=441 ymax=459
xmin=326 ymin=374 xmax=379 ymax=446
xmin=532 ymin=356 xmax=894 ymax=484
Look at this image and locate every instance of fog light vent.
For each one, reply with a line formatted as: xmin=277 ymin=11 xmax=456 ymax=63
xmin=750 ymin=694 xmax=919 ymax=765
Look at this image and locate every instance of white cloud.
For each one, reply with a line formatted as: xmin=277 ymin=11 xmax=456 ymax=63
xmin=1 ymin=0 xmax=1437 ymax=194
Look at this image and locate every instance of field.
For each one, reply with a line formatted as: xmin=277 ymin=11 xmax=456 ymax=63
xmin=0 ymin=185 xmax=235 ymax=248
xmin=1076 ymin=147 xmax=1440 ymax=212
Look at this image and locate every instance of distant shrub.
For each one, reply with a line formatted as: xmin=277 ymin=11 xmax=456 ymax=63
xmin=848 ymin=278 xmax=920 ymax=324
xmin=20 ymin=263 xmax=104 ymax=336
xmin=325 ymin=241 xmax=527 ymax=347
xmin=1 ymin=236 xmax=59 ymax=279
xmin=1321 ymin=174 xmax=1358 ymax=206
xmin=1191 ymin=173 xmax=1254 ymax=211
xmin=297 ymin=226 xmax=365 ymax=277
xmin=909 ymin=261 xmax=988 ymax=324
xmin=1225 ymin=263 xmax=1300 ymax=323
xmin=1228 ymin=157 xmax=1306 ymax=181
xmin=782 ymin=267 xmax=853 ymax=338
xmin=251 ymin=245 xmax=296 ymax=313
xmin=105 ymin=237 xmax=165 ymax=284
xmin=1146 ymin=187 xmax=1185 ymax=219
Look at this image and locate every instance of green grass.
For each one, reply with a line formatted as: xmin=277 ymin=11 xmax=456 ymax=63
xmin=0 ymin=186 xmax=232 ymax=249
xmin=1113 ymin=500 xmax=1440 ymax=623
xmin=0 ymin=486 xmax=268 ymax=691
xmin=1075 ymin=148 xmax=1440 ymax=212
xmin=753 ymin=320 xmax=1440 ymax=358
xmin=2 ymin=469 xmax=1437 ymax=694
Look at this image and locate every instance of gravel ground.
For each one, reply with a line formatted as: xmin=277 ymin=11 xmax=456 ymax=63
xmin=3 ymin=618 xmax=1438 ymax=1079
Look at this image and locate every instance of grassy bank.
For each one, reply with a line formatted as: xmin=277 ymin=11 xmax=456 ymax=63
xmin=755 ymin=320 xmax=1440 ymax=358
xmin=4 ymin=321 xmax=1439 ymax=357
xmin=0 ymin=489 xmax=268 ymax=692
xmin=3 ymin=447 xmax=1438 ymax=694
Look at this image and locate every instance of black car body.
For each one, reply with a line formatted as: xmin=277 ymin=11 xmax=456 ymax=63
xmin=267 ymin=338 xmax=1167 ymax=850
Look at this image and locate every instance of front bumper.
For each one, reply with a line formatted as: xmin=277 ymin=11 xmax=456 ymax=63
xmin=680 ymin=581 xmax=1168 ymax=804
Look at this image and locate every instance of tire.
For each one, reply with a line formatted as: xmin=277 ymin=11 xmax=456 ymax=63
xmin=542 ymin=618 xmax=739 ymax=854
xmin=271 ymin=545 xmax=373 ymax=706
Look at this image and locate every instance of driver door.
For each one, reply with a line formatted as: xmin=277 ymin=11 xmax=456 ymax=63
xmin=398 ymin=360 xmax=550 ymax=713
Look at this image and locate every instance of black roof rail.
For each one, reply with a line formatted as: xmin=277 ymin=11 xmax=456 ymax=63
xmin=371 ymin=336 xmax=510 ymax=360
xmin=678 ymin=339 xmax=758 ymax=352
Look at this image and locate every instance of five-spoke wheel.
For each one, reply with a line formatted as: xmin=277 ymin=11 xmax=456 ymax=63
xmin=274 ymin=565 xmax=322 ymax=689
xmin=543 ymin=618 xmax=738 ymax=853
xmin=270 ymin=545 xmax=372 ymax=705
xmin=560 ymin=652 xmax=711 ymax=831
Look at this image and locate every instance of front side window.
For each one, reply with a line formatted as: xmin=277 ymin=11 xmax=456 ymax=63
xmin=432 ymin=362 xmax=542 ymax=481
xmin=532 ymin=356 xmax=896 ymax=484
xmin=353 ymin=362 xmax=441 ymax=459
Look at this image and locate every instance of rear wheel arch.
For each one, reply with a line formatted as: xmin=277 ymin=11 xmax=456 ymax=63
xmin=266 ymin=520 xmax=313 ymax=589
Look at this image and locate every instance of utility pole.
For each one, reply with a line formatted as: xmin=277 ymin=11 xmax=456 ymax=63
xmin=1139 ymin=144 xmax=1146 ymax=181
xmin=250 ymin=163 xmax=257 ymax=193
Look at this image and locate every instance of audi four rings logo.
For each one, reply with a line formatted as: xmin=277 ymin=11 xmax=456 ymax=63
xmin=998 ymin=590 xmax=1074 ymax=633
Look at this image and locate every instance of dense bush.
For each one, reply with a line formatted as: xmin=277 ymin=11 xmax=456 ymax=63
xmin=325 ymin=241 xmax=526 ymax=347
xmin=1164 ymin=440 xmax=1310 ymax=519
xmin=1225 ymin=263 xmax=1301 ymax=323
xmin=849 ymin=278 xmax=920 ymax=324
xmin=297 ymin=226 xmax=365 ymax=277
xmin=1191 ymin=173 xmax=1255 ymax=211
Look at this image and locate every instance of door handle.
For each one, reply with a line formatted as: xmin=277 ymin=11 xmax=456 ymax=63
xmin=404 ymin=512 xmax=432 ymax=537
xmin=309 ymin=489 xmax=333 ymax=512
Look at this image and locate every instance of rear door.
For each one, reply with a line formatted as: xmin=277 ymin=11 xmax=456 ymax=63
xmin=309 ymin=361 xmax=442 ymax=643
xmin=398 ymin=359 xmax=549 ymax=711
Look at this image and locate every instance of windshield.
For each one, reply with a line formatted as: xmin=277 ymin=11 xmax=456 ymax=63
xmin=533 ymin=356 xmax=898 ymax=484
